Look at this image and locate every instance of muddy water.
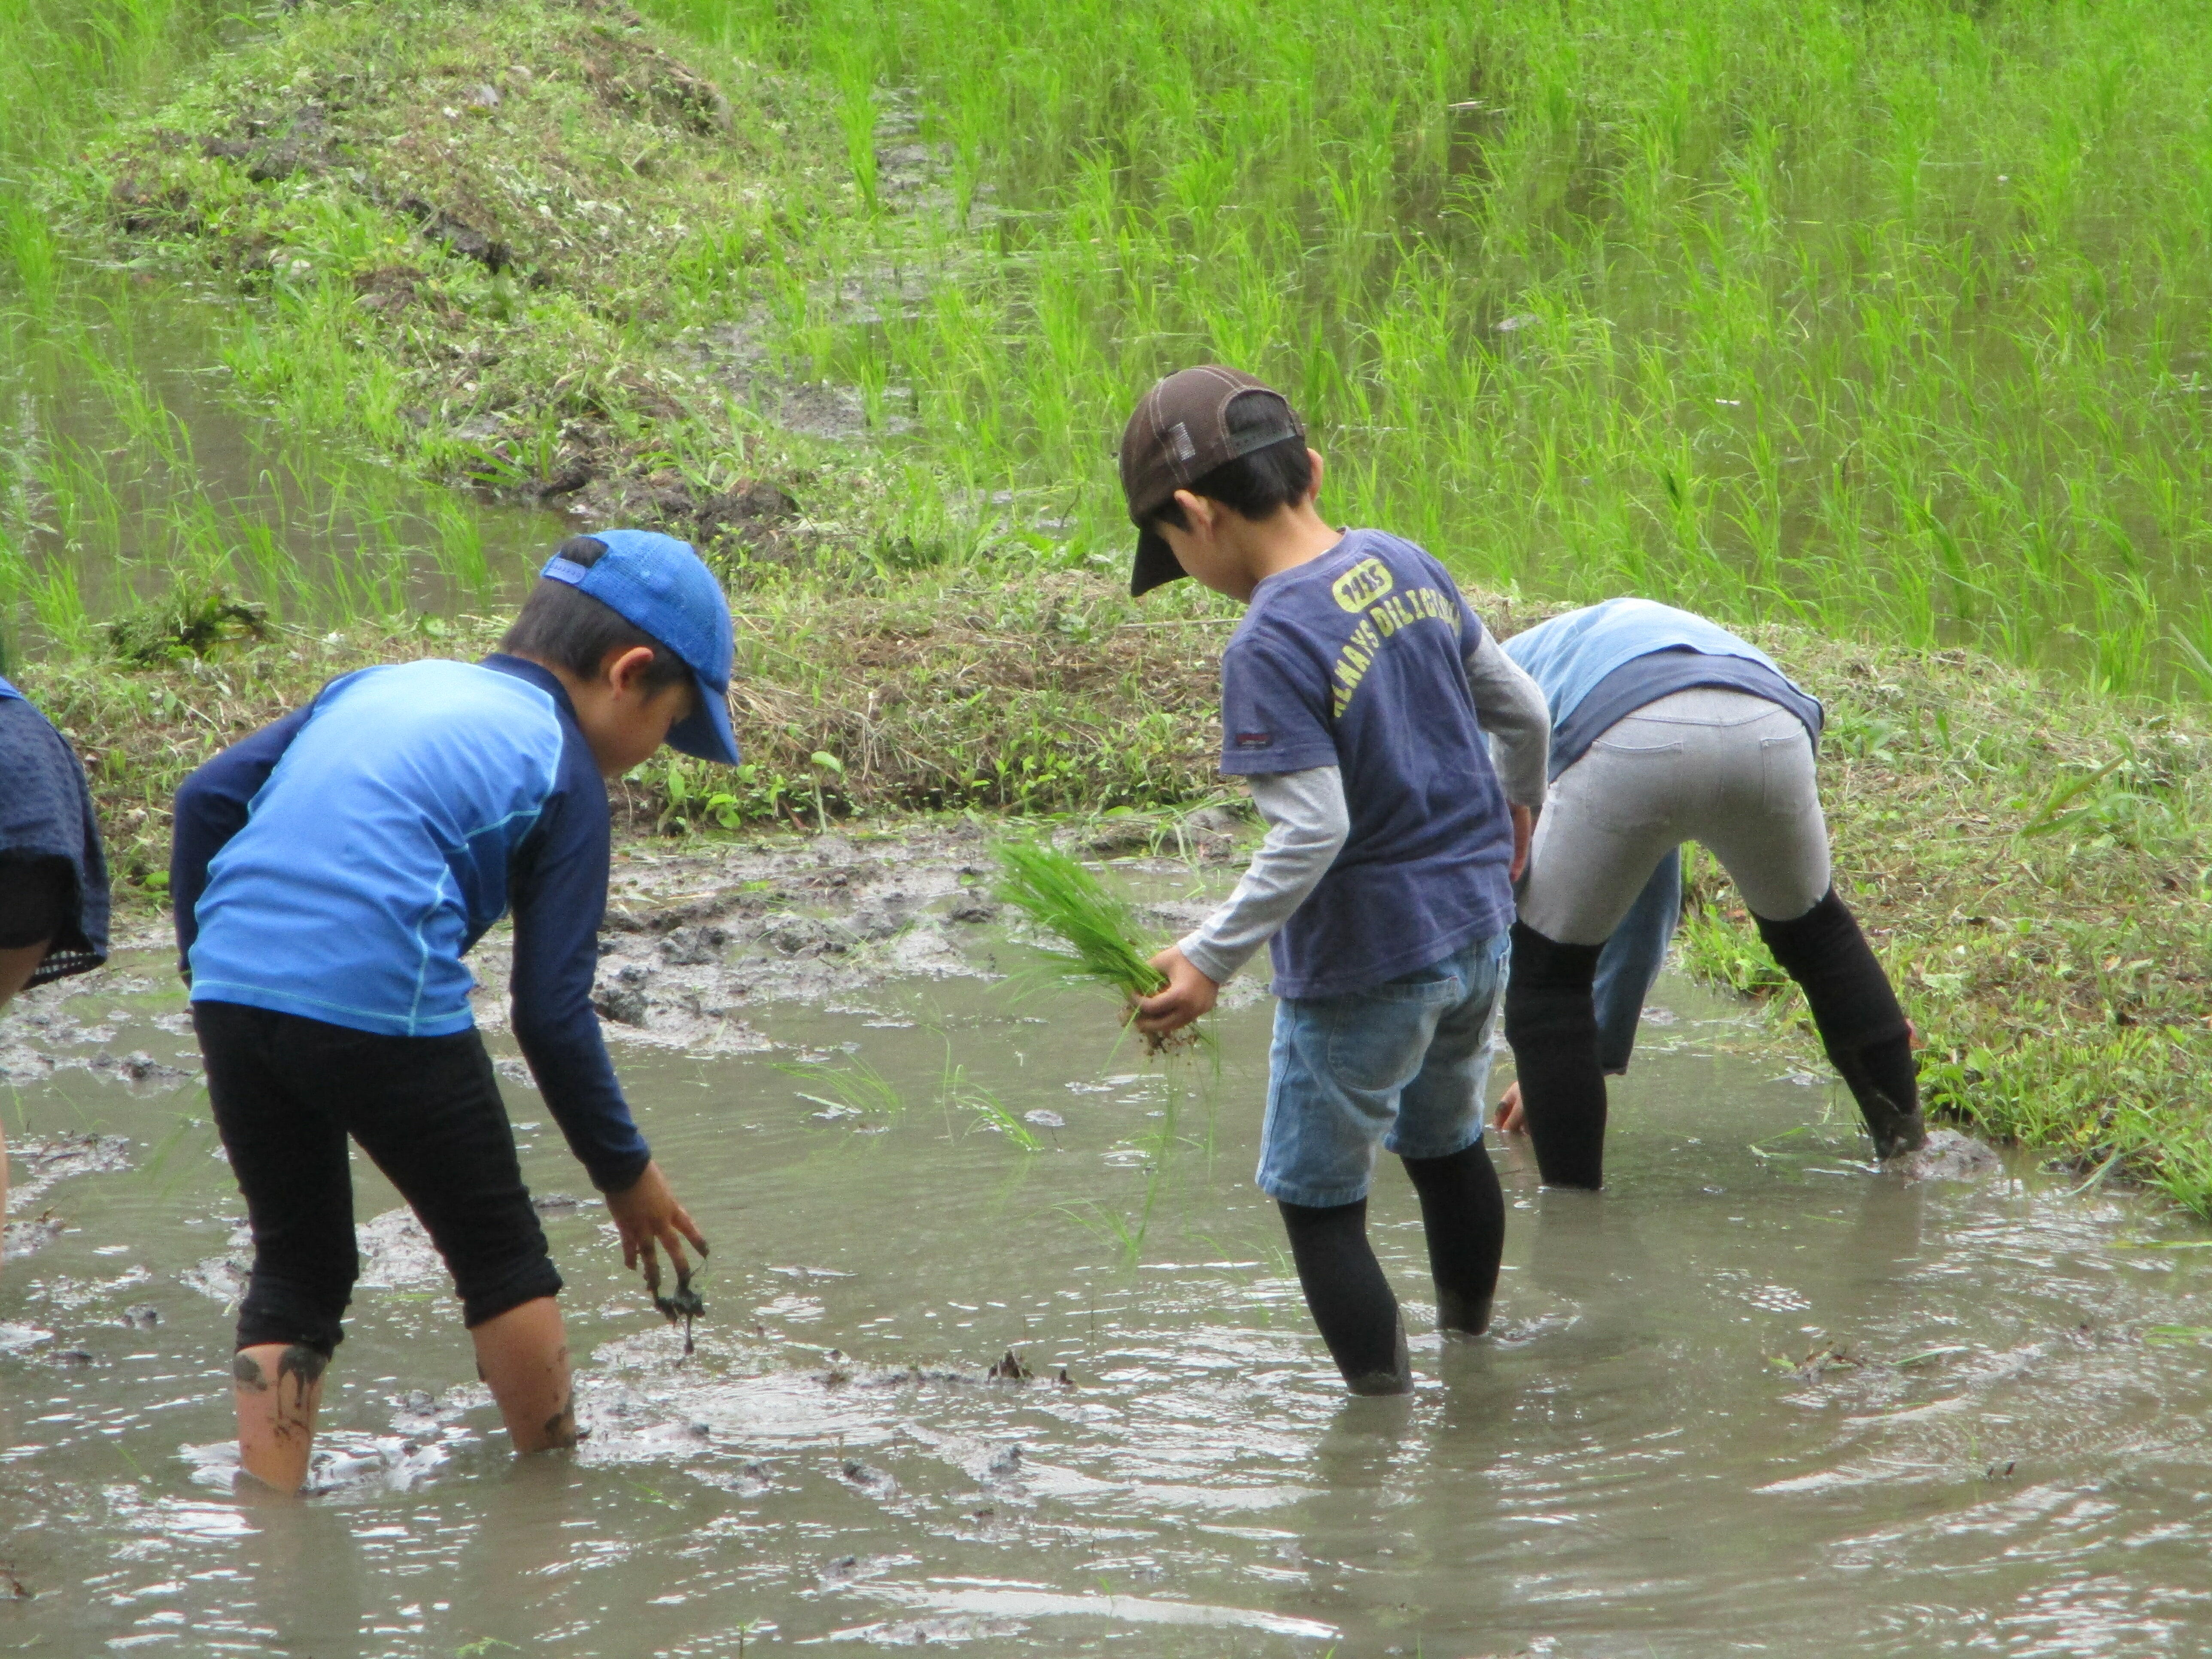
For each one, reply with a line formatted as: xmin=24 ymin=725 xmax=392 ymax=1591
xmin=5 ymin=858 xmax=2212 ymax=1656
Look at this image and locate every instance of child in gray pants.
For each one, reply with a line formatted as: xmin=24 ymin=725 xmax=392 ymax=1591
xmin=1496 ymin=600 xmax=1925 ymax=1185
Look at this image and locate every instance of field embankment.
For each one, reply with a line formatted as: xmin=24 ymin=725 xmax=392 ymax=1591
xmin=52 ymin=0 xmax=923 ymax=568
xmin=17 ymin=582 xmax=2212 ymax=1211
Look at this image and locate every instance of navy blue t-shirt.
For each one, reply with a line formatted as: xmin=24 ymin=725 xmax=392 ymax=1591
xmin=1218 ymin=529 xmax=1515 ymax=999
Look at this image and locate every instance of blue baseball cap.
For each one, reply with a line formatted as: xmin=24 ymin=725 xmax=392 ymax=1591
xmin=539 ymin=529 xmax=741 ymax=764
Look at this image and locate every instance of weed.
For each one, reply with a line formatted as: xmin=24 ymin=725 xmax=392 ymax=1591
xmin=103 ymin=582 xmax=264 ymax=665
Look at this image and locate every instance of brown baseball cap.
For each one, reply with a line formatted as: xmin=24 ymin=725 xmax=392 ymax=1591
xmin=1118 ymin=365 xmax=1306 ymax=597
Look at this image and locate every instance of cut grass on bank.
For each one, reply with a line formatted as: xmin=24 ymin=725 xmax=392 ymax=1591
xmin=45 ymin=0 xmax=960 ymax=579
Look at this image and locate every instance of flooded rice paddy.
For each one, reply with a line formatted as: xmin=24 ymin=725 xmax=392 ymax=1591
xmin=6 ymin=839 xmax=2212 ymax=1656
xmin=3 ymin=276 xmax=569 ymax=645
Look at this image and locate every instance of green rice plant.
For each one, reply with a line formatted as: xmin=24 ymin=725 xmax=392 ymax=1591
xmin=774 ymin=1054 xmax=904 ymax=1121
xmin=614 ymin=0 xmax=2212 ymax=700
xmin=992 ymin=836 xmax=1167 ymax=1008
xmin=935 ymin=1054 xmax=1041 ymax=1152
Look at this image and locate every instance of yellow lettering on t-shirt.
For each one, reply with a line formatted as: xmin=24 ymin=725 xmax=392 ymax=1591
xmin=1326 ymin=588 xmax=1466 ymax=717
xmin=1332 ymin=557 xmax=1395 ymax=613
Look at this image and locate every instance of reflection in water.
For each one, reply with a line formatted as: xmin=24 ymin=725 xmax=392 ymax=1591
xmin=0 ymin=275 xmax=567 ymax=654
xmin=4 ymin=945 xmax=2212 ymax=1655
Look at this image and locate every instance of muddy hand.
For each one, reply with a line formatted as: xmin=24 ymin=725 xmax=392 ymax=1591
xmin=1132 ymin=945 xmax=1218 ymax=1040
xmin=605 ymin=1158 xmax=709 ymax=1300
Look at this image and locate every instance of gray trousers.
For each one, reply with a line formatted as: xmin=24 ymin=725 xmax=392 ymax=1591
xmin=1515 ymin=688 xmax=1832 ymax=1069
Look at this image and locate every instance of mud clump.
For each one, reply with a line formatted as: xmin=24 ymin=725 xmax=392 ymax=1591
xmin=7 ymin=1133 xmax=134 ymax=1210
xmin=1889 ymin=1128 xmax=2002 ymax=1182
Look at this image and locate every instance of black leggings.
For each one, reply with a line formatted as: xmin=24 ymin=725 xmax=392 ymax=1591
xmin=1504 ymin=888 xmax=1925 ymax=1188
xmin=194 ymin=1001 xmax=562 ymax=1355
xmin=0 ymin=855 xmax=72 ymax=951
xmin=1279 ymin=1142 xmax=1505 ymax=1394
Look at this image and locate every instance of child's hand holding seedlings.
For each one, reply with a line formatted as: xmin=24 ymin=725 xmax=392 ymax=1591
xmin=1133 ymin=945 xmax=1218 ymax=1039
xmin=605 ymin=1158 xmax=709 ymax=1297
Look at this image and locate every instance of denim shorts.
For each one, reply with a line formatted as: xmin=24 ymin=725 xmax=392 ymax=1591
xmin=1257 ymin=930 xmax=1510 ymax=1208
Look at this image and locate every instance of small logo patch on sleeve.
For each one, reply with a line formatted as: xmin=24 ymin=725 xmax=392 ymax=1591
xmin=1234 ymin=730 xmax=1274 ymax=749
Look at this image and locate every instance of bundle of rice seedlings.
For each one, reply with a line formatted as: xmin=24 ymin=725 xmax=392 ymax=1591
xmin=993 ymin=839 xmax=1203 ymax=1051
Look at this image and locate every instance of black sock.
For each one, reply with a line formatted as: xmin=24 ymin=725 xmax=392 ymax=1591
xmin=1401 ymin=1144 xmax=1504 ymax=1334
xmin=1755 ymin=889 xmax=1926 ymax=1157
xmin=1277 ymin=1198 xmax=1410 ymax=1395
xmin=1503 ymin=921 xmax=1609 ymax=1188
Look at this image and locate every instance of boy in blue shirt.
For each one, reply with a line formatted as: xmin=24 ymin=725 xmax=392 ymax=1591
xmin=172 ymin=530 xmax=735 ymax=1490
xmin=1121 ymin=368 xmax=1551 ymax=1395
xmin=1493 ymin=599 xmax=1926 ymax=1184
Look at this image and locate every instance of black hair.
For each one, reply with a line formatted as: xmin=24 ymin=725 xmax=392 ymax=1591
xmin=1146 ymin=391 xmax=1315 ymax=532
xmin=501 ymin=536 xmax=693 ymax=690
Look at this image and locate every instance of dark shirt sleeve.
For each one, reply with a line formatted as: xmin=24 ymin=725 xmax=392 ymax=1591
xmin=1218 ymin=635 xmax=1339 ymax=777
xmin=507 ymin=747 xmax=651 ymax=1193
xmin=170 ymin=704 xmax=316 ymax=974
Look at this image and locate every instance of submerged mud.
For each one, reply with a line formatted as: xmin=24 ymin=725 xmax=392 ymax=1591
xmin=468 ymin=818 xmax=1252 ymax=1053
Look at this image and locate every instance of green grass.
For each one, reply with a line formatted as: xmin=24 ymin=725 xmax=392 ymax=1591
xmin=0 ymin=0 xmax=567 ymax=659
xmin=33 ymin=0 xmax=2212 ymax=700
xmin=635 ymin=0 xmax=2212 ymax=700
xmin=26 ymin=0 xmax=924 ymax=623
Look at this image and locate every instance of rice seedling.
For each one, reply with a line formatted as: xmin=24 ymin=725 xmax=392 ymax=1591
xmin=773 ymin=1054 xmax=904 ymax=1121
xmin=631 ymin=0 xmax=2212 ymax=701
xmin=933 ymin=1054 xmax=1041 ymax=1152
xmin=991 ymin=836 xmax=1181 ymax=1036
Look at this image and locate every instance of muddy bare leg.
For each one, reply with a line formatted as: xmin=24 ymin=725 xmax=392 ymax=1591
xmin=234 ymin=1343 xmax=328 ymax=1492
xmin=469 ymin=1296 xmax=574 ymax=1453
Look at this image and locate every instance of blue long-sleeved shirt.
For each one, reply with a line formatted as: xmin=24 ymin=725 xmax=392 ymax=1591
xmin=171 ymin=654 xmax=650 ymax=1191
xmin=1504 ymin=598 xmax=1822 ymax=780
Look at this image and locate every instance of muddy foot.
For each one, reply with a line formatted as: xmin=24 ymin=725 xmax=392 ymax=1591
xmin=1884 ymin=1127 xmax=2001 ymax=1181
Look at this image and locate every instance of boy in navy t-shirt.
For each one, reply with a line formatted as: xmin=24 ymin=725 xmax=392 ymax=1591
xmin=172 ymin=530 xmax=735 ymax=1490
xmin=0 ymin=672 xmax=112 ymax=1266
xmin=1121 ymin=368 xmax=1551 ymax=1394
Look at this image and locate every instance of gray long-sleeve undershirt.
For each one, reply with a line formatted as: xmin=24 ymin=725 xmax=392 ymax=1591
xmin=1178 ymin=630 xmax=1550 ymax=985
